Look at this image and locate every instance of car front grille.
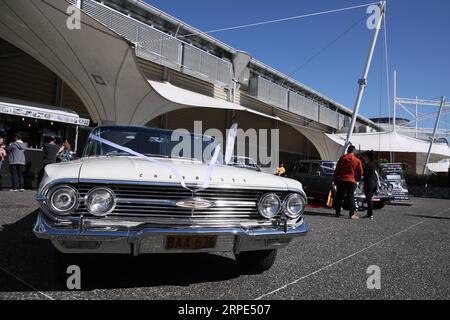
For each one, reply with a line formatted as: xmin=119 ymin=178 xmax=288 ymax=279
xmin=72 ymin=183 xmax=289 ymax=225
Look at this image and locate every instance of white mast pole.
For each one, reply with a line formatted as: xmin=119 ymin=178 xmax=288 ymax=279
xmin=343 ymin=1 xmax=386 ymax=154
xmin=422 ymin=96 xmax=446 ymax=175
xmin=393 ymin=70 xmax=397 ymax=133
xmin=415 ymin=96 xmax=418 ymax=138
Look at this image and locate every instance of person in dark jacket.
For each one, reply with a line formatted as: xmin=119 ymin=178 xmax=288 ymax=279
xmin=363 ymin=150 xmax=378 ymax=219
xmin=8 ymin=135 xmax=26 ymax=192
xmin=0 ymin=137 xmax=6 ymax=188
xmin=38 ymin=136 xmax=61 ymax=185
xmin=333 ymin=145 xmax=363 ymax=219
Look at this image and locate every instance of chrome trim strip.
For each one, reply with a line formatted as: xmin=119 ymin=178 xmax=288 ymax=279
xmin=113 ymin=198 xmax=256 ymax=208
xmin=38 ymin=178 xmax=306 ymax=198
xmin=214 ymin=200 xmax=255 ymax=207
xmin=115 ymin=198 xmax=176 ymax=206
xmin=33 ymin=212 xmax=308 ymax=241
xmin=78 ymin=178 xmax=290 ymax=191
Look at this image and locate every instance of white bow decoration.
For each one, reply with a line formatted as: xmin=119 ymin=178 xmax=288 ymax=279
xmin=88 ymin=124 xmax=238 ymax=193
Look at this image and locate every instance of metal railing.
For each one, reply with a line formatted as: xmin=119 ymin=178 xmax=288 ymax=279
xmin=318 ymin=105 xmax=339 ymax=129
xmin=250 ymin=76 xmax=288 ymax=110
xmin=288 ymin=91 xmax=319 ymax=122
xmin=81 ymin=0 xmax=231 ymax=86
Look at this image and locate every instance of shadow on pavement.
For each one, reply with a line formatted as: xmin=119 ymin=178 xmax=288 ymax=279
xmin=0 ymin=210 xmax=240 ymax=292
xmin=304 ymin=211 xmax=337 ymax=217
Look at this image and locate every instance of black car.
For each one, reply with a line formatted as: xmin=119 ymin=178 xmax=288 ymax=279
xmin=287 ymin=160 xmax=391 ymax=211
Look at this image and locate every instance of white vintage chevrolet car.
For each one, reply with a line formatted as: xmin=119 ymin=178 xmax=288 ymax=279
xmin=34 ymin=126 xmax=308 ymax=273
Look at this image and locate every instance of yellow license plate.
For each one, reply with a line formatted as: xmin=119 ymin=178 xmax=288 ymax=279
xmin=165 ymin=235 xmax=217 ymax=250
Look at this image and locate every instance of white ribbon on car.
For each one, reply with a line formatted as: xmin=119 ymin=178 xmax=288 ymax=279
xmin=88 ymin=124 xmax=238 ymax=193
xmin=224 ymin=123 xmax=238 ymax=165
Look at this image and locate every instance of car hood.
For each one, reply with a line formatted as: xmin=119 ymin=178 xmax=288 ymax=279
xmin=62 ymin=156 xmax=303 ymax=192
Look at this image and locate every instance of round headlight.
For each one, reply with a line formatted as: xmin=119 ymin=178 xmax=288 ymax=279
xmin=48 ymin=185 xmax=79 ymax=215
xmin=85 ymin=187 xmax=116 ymax=216
xmin=258 ymin=193 xmax=281 ymax=219
xmin=283 ymin=193 xmax=305 ymax=219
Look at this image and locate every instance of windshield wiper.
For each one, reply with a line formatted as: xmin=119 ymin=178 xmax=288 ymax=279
xmin=105 ymin=151 xmax=130 ymax=157
xmin=143 ymin=153 xmax=169 ymax=158
xmin=170 ymin=155 xmax=201 ymax=161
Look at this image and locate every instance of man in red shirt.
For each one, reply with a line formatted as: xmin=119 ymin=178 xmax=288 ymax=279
xmin=333 ymin=145 xmax=363 ymax=219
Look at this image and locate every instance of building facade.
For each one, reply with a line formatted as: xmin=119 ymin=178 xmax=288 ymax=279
xmin=0 ymin=0 xmax=380 ymax=188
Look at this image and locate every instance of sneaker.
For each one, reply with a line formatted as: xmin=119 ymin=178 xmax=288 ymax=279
xmin=19 ymin=189 xmax=25 ymax=192
xmin=351 ymin=214 xmax=360 ymax=220
xmin=9 ymin=189 xmax=18 ymax=192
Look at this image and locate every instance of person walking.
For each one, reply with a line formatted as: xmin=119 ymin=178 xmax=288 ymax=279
xmin=363 ymin=150 xmax=378 ymax=220
xmin=0 ymin=137 xmax=6 ymax=187
xmin=333 ymin=145 xmax=363 ymax=219
xmin=8 ymin=135 xmax=26 ymax=192
xmin=38 ymin=136 xmax=60 ymax=184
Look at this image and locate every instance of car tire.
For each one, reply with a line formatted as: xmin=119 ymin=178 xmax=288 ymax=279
xmin=235 ymin=249 xmax=277 ymax=274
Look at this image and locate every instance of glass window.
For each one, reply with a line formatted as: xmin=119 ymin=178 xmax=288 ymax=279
xmin=310 ymin=162 xmax=320 ymax=175
xmin=298 ymin=162 xmax=310 ymax=173
xmin=290 ymin=162 xmax=300 ymax=173
xmin=83 ymin=126 xmax=222 ymax=163
xmin=321 ymin=162 xmax=336 ymax=176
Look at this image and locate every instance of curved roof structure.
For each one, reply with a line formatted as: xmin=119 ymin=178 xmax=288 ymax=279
xmin=0 ymin=0 xmax=283 ymax=126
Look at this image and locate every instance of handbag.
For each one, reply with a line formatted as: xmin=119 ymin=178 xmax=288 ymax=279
xmin=326 ymin=186 xmax=335 ymax=208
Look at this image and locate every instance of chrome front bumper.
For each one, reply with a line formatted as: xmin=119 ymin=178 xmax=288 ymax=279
xmin=33 ymin=212 xmax=308 ymax=255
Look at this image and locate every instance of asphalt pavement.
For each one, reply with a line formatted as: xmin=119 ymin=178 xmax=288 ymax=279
xmin=0 ymin=190 xmax=449 ymax=300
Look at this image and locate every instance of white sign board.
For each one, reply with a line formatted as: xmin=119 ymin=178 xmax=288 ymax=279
xmin=0 ymin=102 xmax=90 ymax=126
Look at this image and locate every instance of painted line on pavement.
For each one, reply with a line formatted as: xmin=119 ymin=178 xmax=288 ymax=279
xmin=255 ymin=208 xmax=450 ymax=300
xmin=0 ymin=265 xmax=54 ymax=300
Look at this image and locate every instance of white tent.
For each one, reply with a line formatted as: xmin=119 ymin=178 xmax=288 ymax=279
xmin=427 ymin=159 xmax=450 ymax=173
xmin=326 ymin=131 xmax=450 ymax=158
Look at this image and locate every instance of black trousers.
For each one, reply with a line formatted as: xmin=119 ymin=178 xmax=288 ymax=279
xmin=334 ymin=181 xmax=357 ymax=217
xmin=365 ymin=184 xmax=377 ymax=217
xmin=37 ymin=166 xmax=45 ymax=186
xmin=10 ymin=164 xmax=24 ymax=189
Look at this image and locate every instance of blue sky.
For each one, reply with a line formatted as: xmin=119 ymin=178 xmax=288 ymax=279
xmin=146 ymin=0 xmax=450 ymax=130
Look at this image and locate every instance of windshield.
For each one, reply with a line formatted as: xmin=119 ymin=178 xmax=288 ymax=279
xmin=83 ymin=126 xmax=223 ymax=163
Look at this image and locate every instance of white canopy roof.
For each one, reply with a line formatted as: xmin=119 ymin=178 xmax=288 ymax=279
xmin=427 ymin=159 xmax=450 ymax=173
xmin=326 ymin=131 xmax=450 ymax=157
xmin=147 ymin=80 xmax=282 ymax=121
